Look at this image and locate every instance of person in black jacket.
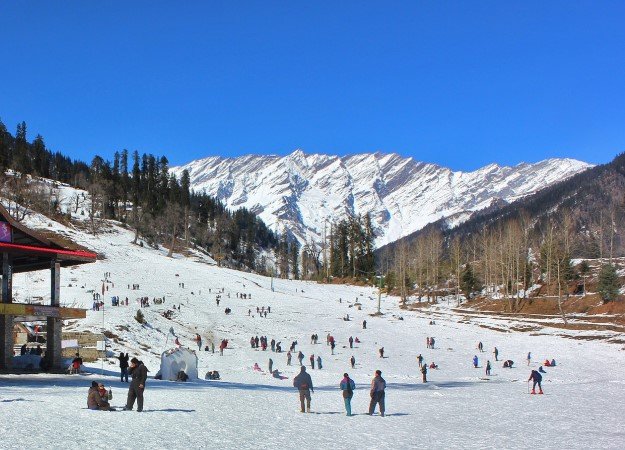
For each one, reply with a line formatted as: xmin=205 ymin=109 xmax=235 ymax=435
xmin=117 ymin=352 xmax=129 ymax=382
xmin=124 ymin=357 xmax=148 ymax=412
xmin=528 ymin=370 xmax=543 ymax=394
xmin=293 ymin=366 xmax=314 ymax=412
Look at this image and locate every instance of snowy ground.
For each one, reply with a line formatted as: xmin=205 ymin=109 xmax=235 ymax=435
xmin=1 ymin=218 xmax=625 ymax=449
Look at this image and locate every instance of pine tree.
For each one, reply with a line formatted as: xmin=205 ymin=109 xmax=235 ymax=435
xmin=460 ymin=263 xmax=481 ymax=299
xmin=598 ymin=263 xmax=620 ymax=303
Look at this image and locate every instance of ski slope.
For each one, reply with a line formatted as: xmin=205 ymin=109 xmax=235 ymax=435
xmin=1 ymin=217 xmax=624 ymax=449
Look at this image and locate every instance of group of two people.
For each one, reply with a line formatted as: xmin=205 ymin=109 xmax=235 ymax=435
xmin=293 ymin=366 xmax=387 ymax=417
xmin=87 ymin=357 xmax=148 ymax=412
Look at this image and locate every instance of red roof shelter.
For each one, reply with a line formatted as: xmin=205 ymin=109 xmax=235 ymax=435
xmin=0 ymin=204 xmax=96 ymax=372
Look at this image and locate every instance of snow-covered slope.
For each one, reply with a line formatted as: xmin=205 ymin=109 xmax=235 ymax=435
xmin=171 ymin=151 xmax=591 ymax=246
xmin=2 ymin=205 xmax=624 ymax=449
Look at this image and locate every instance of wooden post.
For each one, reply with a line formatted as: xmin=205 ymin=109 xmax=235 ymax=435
xmin=0 ymin=253 xmax=13 ymax=370
xmin=46 ymin=260 xmax=63 ymax=370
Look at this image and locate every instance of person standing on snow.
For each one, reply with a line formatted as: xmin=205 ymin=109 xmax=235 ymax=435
xmin=268 ymin=358 xmax=273 ymax=373
xmin=473 ymin=355 xmax=479 ymax=368
xmin=293 ymin=366 xmax=314 ymax=413
xmin=486 ymin=360 xmax=492 ymax=376
xmin=417 ymin=354 xmax=424 ymax=367
xmin=310 ymin=354 xmax=315 ymax=370
xmin=117 ymin=352 xmax=129 ymax=382
xmin=287 ymin=351 xmax=292 ymax=366
xmin=493 ymin=347 xmax=499 ymax=361
xmin=350 ymin=355 xmax=356 ymax=369
xmin=340 ymin=373 xmax=356 ymax=416
xmin=421 ymin=364 xmax=427 ymax=383
xmin=528 ymin=369 xmax=543 ymax=394
xmin=124 ymin=357 xmax=148 ymax=412
xmin=368 ymin=370 xmax=386 ymax=416
xmin=349 ymin=336 xmax=354 ymax=348
xmin=317 ymin=355 xmax=322 ymax=370
xmin=527 ymin=352 xmax=532 ymax=366
xmin=298 ymin=351 xmax=304 ymax=366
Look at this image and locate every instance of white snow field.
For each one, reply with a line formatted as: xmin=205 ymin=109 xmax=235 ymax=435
xmin=1 ymin=220 xmax=624 ymax=450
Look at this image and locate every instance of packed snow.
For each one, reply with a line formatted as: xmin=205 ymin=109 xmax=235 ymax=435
xmin=0 ymin=216 xmax=624 ymax=450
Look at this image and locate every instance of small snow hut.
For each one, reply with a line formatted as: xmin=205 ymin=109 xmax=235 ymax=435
xmin=159 ymin=347 xmax=198 ymax=381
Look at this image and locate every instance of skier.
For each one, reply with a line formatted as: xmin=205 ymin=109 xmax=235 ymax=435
xmin=528 ymin=369 xmax=543 ymax=394
xmin=310 ymin=354 xmax=315 ymax=370
xmin=478 ymin=341 xmax=483 ymax=352
xmin=123 ymin=358 xmax=147 ymax=412
xmin=293 ymin=366 xmax=314 ymax=413
xmin=298 ymin=351 xmax=304 ymax=366
xmin=379 ymin=347 xmax=384 ymax=358
xmin=421 ymin=363 xmax=427 ymax=383
xmin=317 ymin=355 xmax=322 ymax=370
xmin=363 ymin=320 xmax=367 ymax=329
xmin=349 ymin=336 xmax=354 ymax=348
xmin=486 ymin=360 xmax=491 ymax=376
xmin=330 ymin=340 xmax=336 ymax=355
xmin=473 ymin=355 xmax=479 ymax=368
xmin=271 ymin=339 xmax=276 ymax=352
xmin=268 ymin=358 xmax=273 ymax=373
xmin=368 ymin=370 xmax=386 ymax=416
xmin=350 ymin=355 xmax=356 ymax=369
xmin=493 ymin=347 xmax=499 ymax=361
xmin=340 ymin=373 xmax=356 ymax=416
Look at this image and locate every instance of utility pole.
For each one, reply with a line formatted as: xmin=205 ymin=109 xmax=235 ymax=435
xmin=377 ymin=273 xmax=382 ymax=314
xmin=322 ymin=221 xmax=327 ymax=281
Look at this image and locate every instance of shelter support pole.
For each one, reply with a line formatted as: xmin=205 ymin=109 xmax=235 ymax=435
xmin=46 ymin=260 xmax=62 ymax=370
xmin=0 ymin=253 xmax=13 ymax=370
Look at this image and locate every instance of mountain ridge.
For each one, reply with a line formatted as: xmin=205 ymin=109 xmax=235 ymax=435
xmin=172 ymin=150 xmax=592 ymax=247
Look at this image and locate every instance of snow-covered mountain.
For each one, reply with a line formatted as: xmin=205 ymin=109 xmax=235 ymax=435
xmin=172 ymin=151 xmax=592 ymax=246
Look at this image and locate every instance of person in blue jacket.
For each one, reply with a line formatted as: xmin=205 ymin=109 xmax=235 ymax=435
xmin=473 ymin=355 xmax=479 ymax=368
xmin=528 ymin=369 xmax=543 ymax=394
xmin=340 ymin=373 xmax=356 ymax=416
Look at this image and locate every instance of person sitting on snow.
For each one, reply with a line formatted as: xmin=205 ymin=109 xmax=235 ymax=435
xmin=429 ymin=362 xmax=438 ymax=369
xmin=87 ymin=381 xmax=113 ymax=411
xmin=539 ymin=366 xmax=546 ymax=374
xmin=544 ymin=359 xmax=551 ymax=367
xmin=551 ymin=359 xmax=556 ymax=367
xmin=253 ymin=363 xmax=262 ymax=371
xmin=503 ymin=360 xmax=514 ymax=368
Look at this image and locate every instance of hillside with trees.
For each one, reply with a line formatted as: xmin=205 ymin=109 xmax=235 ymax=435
xmin=378 ymin=153 xmax=625 ymax=310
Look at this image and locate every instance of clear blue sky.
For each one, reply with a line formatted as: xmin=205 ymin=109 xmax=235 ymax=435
xmin=1 ymin=1 xmax=624 ymax=170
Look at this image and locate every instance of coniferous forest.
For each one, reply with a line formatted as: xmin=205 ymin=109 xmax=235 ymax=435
xmin=0 ymin=120 xmax=377 ymax=280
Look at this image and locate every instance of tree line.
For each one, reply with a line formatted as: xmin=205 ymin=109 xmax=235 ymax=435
xmin=0 ymin=119 xmax=379 ymax=281
xmin=0 ymin=119 xmax=282 ymax=272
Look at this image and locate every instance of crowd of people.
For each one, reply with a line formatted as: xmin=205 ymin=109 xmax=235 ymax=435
xmin=79 ymin=274 xmax=556 ymax=416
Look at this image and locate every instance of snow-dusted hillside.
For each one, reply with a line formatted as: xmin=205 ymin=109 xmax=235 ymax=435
xmin=171 ymin=151 xmax=591 ymax=246
xmin=2 ymin=209 xmax=625 ymax=449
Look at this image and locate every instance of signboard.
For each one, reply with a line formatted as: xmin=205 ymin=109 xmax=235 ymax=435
xmin=61 ymin=339 xmax=79 ymax=349
xmin=0 ymin=222 xmax=11 ymax=243
xmin=0 ymin=303 xmax=86 ymax=319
